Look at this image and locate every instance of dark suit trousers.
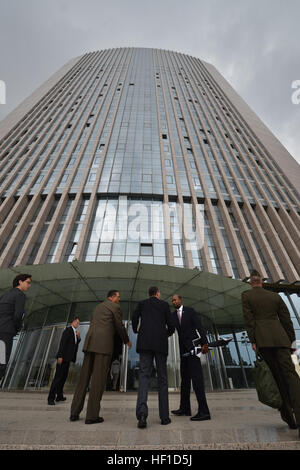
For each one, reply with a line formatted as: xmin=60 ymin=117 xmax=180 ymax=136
xmin=136 ymin=351 xmax=169 ymax=420
xmin=70 ymin=352 xmax=111 ymax=420
xmin=180 ymin=355 xmax=210 ymax=415
xmin=48 ymin=361 xmax=70 ymax=401
xmin=0 ymin=333 xmax=14 ymax=379
xmin=259 ymin=347 xmax=300 ymax=425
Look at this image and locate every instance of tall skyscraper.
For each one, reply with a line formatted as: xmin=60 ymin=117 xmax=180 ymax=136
xmin=0 ymin=48 xmax=299 ymax=391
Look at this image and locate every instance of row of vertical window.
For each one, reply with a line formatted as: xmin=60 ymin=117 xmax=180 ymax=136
xmin=0 ymin=189 xmax=298 ymax=283
xmin=194 ymin=60 xmax=299 ymax=208
xmin=0 ymin=53 xmax=105 ymax=194
xmin=1 ymin=54 xmax=298 ymax=213
xmin=0 ymin=50 xmax=129 ymax=196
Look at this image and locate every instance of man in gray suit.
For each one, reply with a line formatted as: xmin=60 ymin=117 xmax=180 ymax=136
xmin=70 ymin=290 xmax=132 ymax=424
xmin=0 ymin=274 xmax=32 ymax=380
xmin=242 ymin=270 xmax=300 ymax=437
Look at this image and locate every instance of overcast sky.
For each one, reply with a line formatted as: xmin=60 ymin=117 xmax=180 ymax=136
xmin=0 ymin=0 xmax=299 ymax=164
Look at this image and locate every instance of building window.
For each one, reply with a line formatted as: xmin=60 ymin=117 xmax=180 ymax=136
xmin=173 ymin=244 xmax=181 ymax=257
xmin=193 ymin=177 xmax=201 ymax=187
xmin=142 ymin=174 xmax=152 ymax=182
xmin=140 ymin=243 xmax=153 ymax=256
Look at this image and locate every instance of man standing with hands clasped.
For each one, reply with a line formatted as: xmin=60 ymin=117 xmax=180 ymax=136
xmin=47 ymin=317 xmax=81 ymax=405
xmin=171 ymin=294 xmax=211 ymax=421
xmin=242 ymin=270 xmax=300 ymax=437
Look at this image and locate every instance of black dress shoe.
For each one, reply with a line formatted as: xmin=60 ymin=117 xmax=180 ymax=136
xmin=70 ymin=415 xmax=79 ymax=421
xmin=287 ymin=422 xmax=298 ymax=430
xmin=171 ymin=409 xmax=191 ymax=416
xmin=85 ymin=417 xmax=104 ymax=424
xmin=280 ymin=409 xmax=297 ymax=429
xmin=137 ymin=414 xmax=147 ymax=429
xmin=161 ymin=417 xmax=171 ymax=425
xmin=48 ymin=400 xmax=55 ymax=406
xmin=56 ymin=396 xmax=67 ymax=402
xmin=190 ymin=413 xmax=211 ymax=421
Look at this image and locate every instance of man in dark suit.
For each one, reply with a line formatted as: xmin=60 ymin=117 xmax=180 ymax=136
xmin=0 ymin=274 xmax=32 ymax=380
xmin=132 ymin=286 xmax=175 ymax=428
xmin=47 ymin=317 xmax=81 ymax=405
xmin=171 ymin=294 xmax=210 ymax=421
xmin=242 ymin=270 xmax=300 ymax=437
xmin=70 ymin=290 xmax=131 ymax=424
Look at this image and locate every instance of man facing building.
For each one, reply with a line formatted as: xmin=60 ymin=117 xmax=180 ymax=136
xmin=132 ymin=286 xmax=175 ymax=428
xmin=242 ymin=270 xmax=300 ymax=437
xmin=70 ymin=290 xmax=132 ymax=424
xmin=47 ymin=317 xmax=81 ymax=405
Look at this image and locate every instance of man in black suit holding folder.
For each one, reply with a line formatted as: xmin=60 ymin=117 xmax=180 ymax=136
xmin=171 ymin=294 xmax=210 ymax=421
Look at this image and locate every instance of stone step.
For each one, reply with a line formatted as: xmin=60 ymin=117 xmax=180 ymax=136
xmin=0 ymin=390 xmax=299 ymax=449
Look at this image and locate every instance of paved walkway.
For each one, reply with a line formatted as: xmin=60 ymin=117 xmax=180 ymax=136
xmin=0 ymin=389 xmax=299 ymax=450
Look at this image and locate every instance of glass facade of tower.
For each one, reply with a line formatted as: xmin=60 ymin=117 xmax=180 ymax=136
xmin=0 ymin=48 xmax=299 ymax=392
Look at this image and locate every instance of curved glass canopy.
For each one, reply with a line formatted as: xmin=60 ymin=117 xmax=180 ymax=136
xmin=0 ymin=261 xmax=251 ymax=329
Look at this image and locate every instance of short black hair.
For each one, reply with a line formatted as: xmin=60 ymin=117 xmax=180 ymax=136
xmin=107 ymin=290 xmax=119 ymax=298
xmin=250 ymin=270 xmax=261 ymax=278
xmin=172 ymin=294 xmax=182 ymax=300
xmin=72 ymin=316 xmax=80 ymax=322
xmin=149 ymin=286 xmax=159 ymax=297
xmin=13 ymin=274 xmax=32 ymax=288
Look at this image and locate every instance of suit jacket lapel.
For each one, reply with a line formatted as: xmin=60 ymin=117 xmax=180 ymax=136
xmin=174 ymin=310 xmax=181 ymax=329
xmin=180 ymin=307 xmax=185 ymax=327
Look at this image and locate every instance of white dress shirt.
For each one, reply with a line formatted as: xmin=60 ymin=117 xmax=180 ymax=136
xmin=177 ymin=305 xmax=183 ymax=323
xmin=71 ymin=325 xmax=78 ymax=344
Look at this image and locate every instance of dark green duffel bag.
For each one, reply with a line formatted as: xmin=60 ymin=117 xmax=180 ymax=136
xmin=252 ymin=354 xmax=282 ymax=409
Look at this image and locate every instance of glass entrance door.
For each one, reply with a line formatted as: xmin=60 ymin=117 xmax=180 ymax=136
xmin=38 ymin=325 xmax=65 ymax=389
xmin=25 ymin=327 xmax=53 ymax=388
